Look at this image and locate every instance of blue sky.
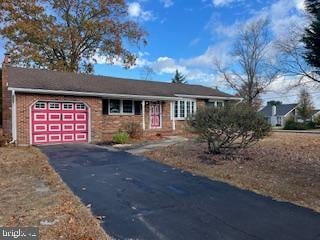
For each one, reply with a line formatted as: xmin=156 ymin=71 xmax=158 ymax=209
xmin=1 ymin=0 xmax=319 ymax=107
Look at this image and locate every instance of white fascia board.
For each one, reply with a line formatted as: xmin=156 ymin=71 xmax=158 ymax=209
xmin=284 ymin=107 xmax=297 ymax=117
xmin=8 ymin=87 xmax=178 ymax=101
xmin=174 ymin=94 xmax=243 ymax=101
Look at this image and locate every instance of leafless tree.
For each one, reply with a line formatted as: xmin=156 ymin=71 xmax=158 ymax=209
xmin=215 ymin=19 xmax=279 ymax=109
xmin=276 ymin=25 xmax=320 ymax=84
xmin=140 ymin=65 xmax=155 ymax=81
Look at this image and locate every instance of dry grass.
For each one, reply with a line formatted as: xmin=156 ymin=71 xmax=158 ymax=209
xmin=143 ymin=133 xmax=320 ymax=212
xmin=0 ymin=146 xmax=110 ymax=240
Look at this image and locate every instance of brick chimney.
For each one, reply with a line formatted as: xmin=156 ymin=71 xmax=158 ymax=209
xmin=2 ymin=54 xmax=12 ymax=136
xmin=3 ymin=53 xmax=11 ymax=65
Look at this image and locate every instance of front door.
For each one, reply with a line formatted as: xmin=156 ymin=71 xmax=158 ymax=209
xmin=150 ymin=102 xmax=161 ymax=128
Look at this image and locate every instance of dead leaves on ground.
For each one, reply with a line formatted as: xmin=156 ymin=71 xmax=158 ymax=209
xmin=144 ymin=133 xmax=320 ymax=212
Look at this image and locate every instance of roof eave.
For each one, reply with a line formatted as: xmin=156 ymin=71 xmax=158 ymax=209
xmin=174 ymin=94 xmax=243 ymax=101
xmin=9 ymin=87 xmax=243 ymax=101
xmin=8 ymin=87 xmax=178 ymax=101
xmin=284 ymin=106 xmax=297 ymax=117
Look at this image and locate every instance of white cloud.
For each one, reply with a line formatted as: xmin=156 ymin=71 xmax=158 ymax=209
xmin=151 ymin=57 xmax=187 ymax=74
xmin=262 ymin=76 xmax=320 ymax=107
xmin=212 ymin=0 xmax=238 ymax=7
xmin=127 ymin=2 xmax=154 ymax=21
xmin=182 ymin=41 xmax=233 ymax=70
xmin=160 ymin=0 xmax=174 ymax=8
xmin=295 ymin=0 xmax=306 ymax=11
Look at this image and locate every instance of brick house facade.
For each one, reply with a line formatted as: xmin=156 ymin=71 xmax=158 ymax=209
xmin=1 ymin=56 xmax=241 ymax=145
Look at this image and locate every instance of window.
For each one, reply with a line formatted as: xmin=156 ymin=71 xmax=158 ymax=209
xmin=216 ymin=101 xmax=224 ymax=108
xmin=49 ymin=102 xmax=60 ymax=109
xmin=76 ymin=103 xmax=86 ymax=110
xmin=35 ymin=102 xmax=46 ymax=109
xmin=63 ymin=103 xmax=73 ymax=110
xmin=109 ymin=100 xmax=121 ymax=114
xmin=106 ymin=99 xmax=135 ymax=115
xmin=180 ymin=101 xmax=185 ymax=118
xmin=174 ymin=101 xmax=179 ymax=118
xmin=206 ymin=101 xmax=224 ymax=108
xmin=277 ymin=117 xmax=282 ymax=126
xmin=191 ymin=102 xmax=195 ymax=114
xmin=186 ymin=101 xmax=191 ymax=117
xmin=174 ymin=100 xmax=196 ymax=119
xmin=123 ymin=100 xmax=134 ymax=114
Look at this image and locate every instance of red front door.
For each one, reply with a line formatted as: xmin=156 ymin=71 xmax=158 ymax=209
xmin=150 ymin=102 xmax=161 ymax=128
xmin=31 ymin=101 xmax=89 ymax=145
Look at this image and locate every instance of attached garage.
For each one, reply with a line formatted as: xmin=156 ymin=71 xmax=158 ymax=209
xmin=31 ymin=101 xmax=89 ymax=145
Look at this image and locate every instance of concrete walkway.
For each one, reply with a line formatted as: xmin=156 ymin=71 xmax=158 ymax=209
xmin=273 ymin=129 xmax=320 ymax=134
xmin=113 ymin=136 xmax=188 ymax=154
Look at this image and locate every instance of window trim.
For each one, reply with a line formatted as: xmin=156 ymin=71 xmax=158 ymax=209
xmin=62 ymin=103 xmax=74 ymax=110
xmin=122 ymin=100 xmax=135 ymax=114
xmin=76 ymin=103 xmax=86 ymax=110
xmin=173 ymin=99 xmax=197 ymax=120
xmin=108 ymin=99 xmax=134 ymax=115
xmin=207 ymin=100 xmax=225 ymax=108
xmin=34 ymin=102 xmax=46 ymax=110
xmin=49 ymin=102 xmax=61 ymax=110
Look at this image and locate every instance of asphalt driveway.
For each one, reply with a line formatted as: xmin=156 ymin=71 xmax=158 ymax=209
xmin=40 ymin=144 xmax=320 ymax=240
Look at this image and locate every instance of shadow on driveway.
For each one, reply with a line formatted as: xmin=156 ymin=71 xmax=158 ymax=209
xmin=40 ymin=144 xmax=320 ymax=240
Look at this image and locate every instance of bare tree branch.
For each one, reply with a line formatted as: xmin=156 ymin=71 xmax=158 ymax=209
xmin=214 ymin=19 xmax=279 ymax=110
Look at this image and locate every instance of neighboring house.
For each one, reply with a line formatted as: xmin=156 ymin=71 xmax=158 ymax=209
xmin=1 ymin=56 xmax=241 ymax=145
xmin=259 ymin=103 xmax=298 ymax=127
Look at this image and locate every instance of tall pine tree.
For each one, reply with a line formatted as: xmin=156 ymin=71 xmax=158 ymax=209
xmin=302 ymin=0 xmax=320 ymax=74
xmin=172 ymin=69 xmax=187 ymax=84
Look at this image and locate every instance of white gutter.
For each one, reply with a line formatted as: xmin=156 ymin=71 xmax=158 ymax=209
xmin=174 ymin=94 xmax=243 ymax=101
xmin=8 ymin=87 xmax=178 ymax=101
xmin=11 ymin=90 xmax=17 ymax=143
xmin=8 ymin=87 xmax=242 ymax=101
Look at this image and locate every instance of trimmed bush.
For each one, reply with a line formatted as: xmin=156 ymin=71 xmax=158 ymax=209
xmin=121 ymin=122 xmax=143 ymax=139
xmin=306 ymin=121 xmax=316 ymax=129
xmin=284 ymin=118 xmax=302 ymax=130
xmin=188 ymin=103 xmax=271 ymax=154
xmin=112 ymin=132 xmax=129 ymax=144
xmin=284 ymin=118 xmax=316 ymax=130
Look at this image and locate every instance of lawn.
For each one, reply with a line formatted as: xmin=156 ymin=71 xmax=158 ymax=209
xmin=143 ymin=132 xmax=320 ymax=212
xmin=0 ymin=146 xmax=110 ymax=240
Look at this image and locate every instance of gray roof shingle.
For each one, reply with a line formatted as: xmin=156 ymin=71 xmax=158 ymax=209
xmin=259 ymin=104 xmax=298 ymax=116
xmin=7 ymin=66 xmax=236 ymax=99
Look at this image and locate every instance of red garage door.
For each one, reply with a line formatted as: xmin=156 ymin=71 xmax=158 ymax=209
xmin=31 ymin=101 xmax=89 ymax=145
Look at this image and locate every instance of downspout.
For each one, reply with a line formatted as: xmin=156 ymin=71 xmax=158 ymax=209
xmin=170 ymin=101 xmax=176 ymax=131
xmin=11 ymin=89 xmax=17 ymax=144
xmin=142 ymin=101 xmax=146 ymax=130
